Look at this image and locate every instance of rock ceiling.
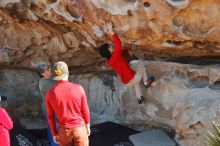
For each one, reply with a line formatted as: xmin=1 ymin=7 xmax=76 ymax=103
xmin=0 ymin=0 xmax=220 ymax=72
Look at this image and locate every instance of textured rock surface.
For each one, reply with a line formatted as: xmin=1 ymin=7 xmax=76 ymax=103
xmin=0 ymin=0 xmax=220 ymax=71
xmin=74 ymin=61 xmax=220 ymax=146
xmin=2 ymin=61 xmax=220 ymax=146
xmin=1 ymin=0 xmax=220 ymax=146
xmin=0 ymin=69 xmax=47 ymax=129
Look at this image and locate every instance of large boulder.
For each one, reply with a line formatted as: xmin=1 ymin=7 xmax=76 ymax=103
xmin=1 ymin=63 xmax=220 ymax=146
xmin=73 ymin=61 xmax=220 ymax=146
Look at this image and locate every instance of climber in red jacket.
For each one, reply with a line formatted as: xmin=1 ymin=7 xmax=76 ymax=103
xmin=0 ymin=96 xmax=13 ymax=146
xmin=98 ymin=22 xmax=155 ymax=104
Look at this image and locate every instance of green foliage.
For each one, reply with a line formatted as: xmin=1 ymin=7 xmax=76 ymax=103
xmin=204 ymin=121 xmax=220 ymax=146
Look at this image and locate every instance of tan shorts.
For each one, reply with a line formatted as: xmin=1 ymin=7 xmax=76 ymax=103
xmin=58 ymin=125 xmax=88 ymax=146
xmin=126 ymin=60 xmax=145 ymax=87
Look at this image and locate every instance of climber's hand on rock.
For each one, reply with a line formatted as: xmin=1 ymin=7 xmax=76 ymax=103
xmin=107 ymin=22 xmax=115 ymax=36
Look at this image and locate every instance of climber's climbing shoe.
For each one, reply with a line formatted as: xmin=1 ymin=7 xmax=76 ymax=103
xmin=144 ymin=76 xmax=155 ymax=88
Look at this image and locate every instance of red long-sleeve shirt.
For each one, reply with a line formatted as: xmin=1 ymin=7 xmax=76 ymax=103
xmin=0 ymin=108 xmax=13 ymax=146
xmin=46 ymin=80 xmax=90 ymax=136
xmin=108 ymin=34 xmax=135 ymax=84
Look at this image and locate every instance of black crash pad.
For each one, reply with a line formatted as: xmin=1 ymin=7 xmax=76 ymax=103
xmin=10 ymin=124 xmax=48 ymax=146
xmin=89 ymin=121 xmax=139 ymax=146
xmin=10 ymin=121 xmax=139 ymax=146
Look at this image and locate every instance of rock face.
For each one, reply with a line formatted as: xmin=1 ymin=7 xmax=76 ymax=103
xmin=0 ymin=69 xmax=43 ymax=124
xmin=75 ymin=61 xmax=220 ymax=146
xmin=1 ymin=1 xmax=220 ymax=146
xmin=0 ymin=0 xmax=220 ymax=70
xmin=2 ymin=61 xmax=220 ymax=146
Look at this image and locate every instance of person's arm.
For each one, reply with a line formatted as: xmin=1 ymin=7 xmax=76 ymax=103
xmin=112 ymin=34 xmax=122 ymax=56
xmin=80 ymin=86 xmax=90 ymax=135
xmin=46 ymin=93 xmax=59 ymax=143
xmin=0 ymin=108 xmax=13 ymax=130
xmin=46 ymin=93 xmax=58 ymax=137
xmin=106 ymin=22 xmax=122 ymax=56
xmin=38 ymin=79 xmax=45 ymax=98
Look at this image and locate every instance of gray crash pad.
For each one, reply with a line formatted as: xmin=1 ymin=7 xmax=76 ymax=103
xmin=129 ymin=129 xmax=176 ymax=146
